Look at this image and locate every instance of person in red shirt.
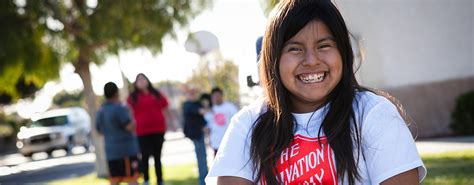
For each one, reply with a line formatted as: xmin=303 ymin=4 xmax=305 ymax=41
xmin=127 ymin=73 xmax=172 ymax=185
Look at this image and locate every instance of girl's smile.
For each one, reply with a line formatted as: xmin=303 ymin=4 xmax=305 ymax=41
xmin=279 ymin=20 xmax=343 ymax=113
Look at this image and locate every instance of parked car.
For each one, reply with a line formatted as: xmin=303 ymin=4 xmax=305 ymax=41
xmin=16 ymin=107 xmax=91 ymax=157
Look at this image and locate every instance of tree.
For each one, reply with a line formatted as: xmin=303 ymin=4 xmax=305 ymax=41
xmin=213 ymin=61 xmax=240 ymax=104
xmin=52 ymin=90 xmax=84 ymax=107
xmin=260 ymin=0 xmax=279 ymax=16
xmin=0 ymin=77 xmax=42 ymax=105
xmin=187 ymin=58 xmax=240 ymax=104
xmin=0 ymin=1 xmax=61 ymax=104
xmin=0 ymin=0 xmax=211 ymax=176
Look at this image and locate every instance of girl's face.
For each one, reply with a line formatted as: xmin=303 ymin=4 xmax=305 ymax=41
xmin=201 ymin=99 xmax=210 ymax=108
xmin=136 ymin=75 xmax=149 ymax=91
xmin=211 ymin=92 xmax=223 ymax=105
xmin=186 ymin=89 xmax=198 ymax=101
xmin=279 ymin=20 xmax=343 ymax=113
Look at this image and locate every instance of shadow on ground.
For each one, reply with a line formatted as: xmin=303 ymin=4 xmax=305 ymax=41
xmin=167 ymin=177 xmax=199 ymax=185
xmin=0 ymin=162 xmax=95 ymax=183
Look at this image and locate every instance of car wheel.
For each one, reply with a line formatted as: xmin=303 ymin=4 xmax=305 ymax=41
xmin=83 ymin=134 xmax=92 ymax=152
xmin=22 ymin=152 xmax=33 ymax=158
xmin=65 ymin=138 xmax=74 ymax=155
xmin=46 ymin=149 xmax=54 ymax=157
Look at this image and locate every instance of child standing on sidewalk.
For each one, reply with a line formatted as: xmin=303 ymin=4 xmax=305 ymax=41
xmin=96 ymin=82 xmax=141 ymax=185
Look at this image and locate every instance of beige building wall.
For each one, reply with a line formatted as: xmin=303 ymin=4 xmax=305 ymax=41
xmin=338 ymin=0 xmax=474 ymax=137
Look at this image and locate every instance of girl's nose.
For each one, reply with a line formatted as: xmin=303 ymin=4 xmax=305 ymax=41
xmin=302 ymin=50 xmax=321 ymax=66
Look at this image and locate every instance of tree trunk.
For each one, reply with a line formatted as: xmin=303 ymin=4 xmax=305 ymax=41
xmin=75 ymin=49 xmax=108 ymax=178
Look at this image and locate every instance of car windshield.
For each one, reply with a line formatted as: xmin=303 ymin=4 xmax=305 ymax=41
xmin=30 ymin=116 xmax=68 ymax=127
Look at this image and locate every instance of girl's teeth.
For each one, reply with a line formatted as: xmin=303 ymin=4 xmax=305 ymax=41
xmin=299 ymin=73 xmax=325 ymax=83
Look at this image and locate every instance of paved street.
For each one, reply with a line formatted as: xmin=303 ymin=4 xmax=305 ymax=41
xmin=0 ymin=131 xmax=212 ymax=184
xmin=0 ymin=148 xmax=95 ymax=183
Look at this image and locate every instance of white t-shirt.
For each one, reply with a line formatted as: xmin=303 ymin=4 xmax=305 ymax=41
xmin=208 ymin=101 xmax=239 ymax=150
xmin=206 ymin=91 xmax=426 ymax=185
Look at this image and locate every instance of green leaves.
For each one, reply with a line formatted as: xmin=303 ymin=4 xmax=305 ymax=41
xmin=0 ymin=0 xmax=212 ymax=104
xmin=0 ymin=1 xmax=60 ymax=104
xmin=186 ymin=59 xmax=240 ymax=104
xmin=53 ymin=90 xmax=84 ymax=107
xmin=260 ymin=0 xmax=280 ymax=16
xmin=87 ymin=0 xmax=211 ymax=56
xmin=450 ymin=91 xmax=474 ymax=135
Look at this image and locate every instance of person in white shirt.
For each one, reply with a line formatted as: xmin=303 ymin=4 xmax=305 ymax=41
xmin=206 ymin=0 xmax=426 ymax=184
xmin=198 ymin=93 xmax=216 ymax=149
xmin=208 ymin=87 xmax=239 ymax=156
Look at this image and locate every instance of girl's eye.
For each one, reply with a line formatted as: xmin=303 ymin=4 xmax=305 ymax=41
xmin=288 ymin=47 xmax=303 ymax=52
xmin=318 ymin=43 xmax=333 ymax=49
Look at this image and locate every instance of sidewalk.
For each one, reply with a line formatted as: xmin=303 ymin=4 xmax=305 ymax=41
xmin=164 ymin=130 xmax=186 ymax=141
xmin=415 ymin=136 xmax=474 ymax=155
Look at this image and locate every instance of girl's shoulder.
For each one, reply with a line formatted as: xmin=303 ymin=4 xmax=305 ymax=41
xmin=230 ymin=99 xmax=267 ymax=127
xmin=354 ymin=90 xmax=402 ymax=121
xmin=354 ymin=90 xmax=408 ymax=133
xmin=355 ymin=90 xmax=396 ymax=112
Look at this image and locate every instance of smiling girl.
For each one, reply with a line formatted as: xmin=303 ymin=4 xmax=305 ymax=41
xmin=206 ymin=0 xmax=426 ymax=185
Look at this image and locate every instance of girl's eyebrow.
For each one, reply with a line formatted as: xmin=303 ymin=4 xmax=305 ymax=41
xmin=316 ymin=36 xmax=335 ymax=43
xmin=283 ymin=41 xmax=303 ymax=47
xmin=284 ymin=36 xmax=335 ymax=46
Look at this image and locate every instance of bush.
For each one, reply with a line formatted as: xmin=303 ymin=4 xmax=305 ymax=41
xmin=450 ymin=91 xmax=474 ymax=135
xmin=0 ymin=124 xmax=14 ymax=137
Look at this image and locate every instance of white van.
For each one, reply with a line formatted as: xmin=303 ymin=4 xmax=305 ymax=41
xmin=16 ymin=107 xmax=91 ymax=157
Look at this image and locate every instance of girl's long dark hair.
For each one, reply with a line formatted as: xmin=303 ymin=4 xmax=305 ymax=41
xmin=251 ymin=0 xmax=364 ymax=184
xmin=130 ymin=73 xmax=161 ymax=104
